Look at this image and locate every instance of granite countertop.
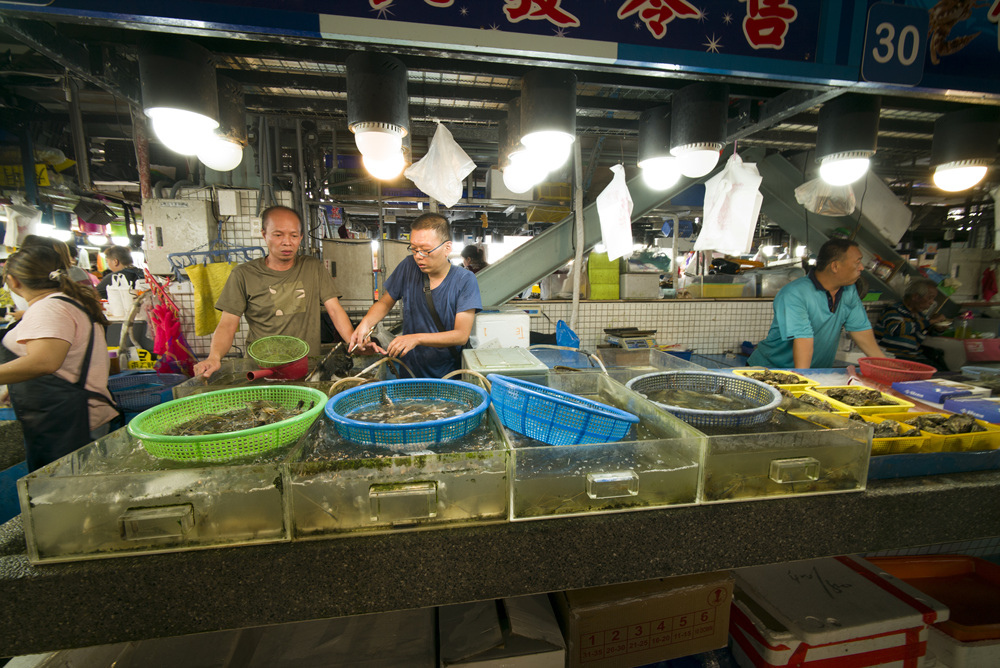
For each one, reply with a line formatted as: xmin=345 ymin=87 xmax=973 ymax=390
xmin=2 ymin=470 xmax=1000 ymax=656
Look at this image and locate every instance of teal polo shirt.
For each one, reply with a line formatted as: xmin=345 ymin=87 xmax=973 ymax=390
xmin=748 ymin=273 xmax=871 ymax=368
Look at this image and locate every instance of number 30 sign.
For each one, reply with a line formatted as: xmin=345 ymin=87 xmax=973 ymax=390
xmin=862 ymin=2 xmax=929 ymax=86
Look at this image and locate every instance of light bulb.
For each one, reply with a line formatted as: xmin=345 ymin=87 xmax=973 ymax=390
xmin=638 ymin=156 xmax=681 ymax=190
xmin=933 ymin=162 xmax=988 ymax=192
xmin=87 ymin=234 xmax=108 ymax=246
xmin=197 ymin=136 xmax=244 ymax=171
xmin=521 ymin=130 xmax=574 ymax=170
xmin=819 ymin=155 xmax=870 ymax=186
xmin=354 ymin=128 xmax=403 ymax=162
xmin=670 ymin=146 xmax=721 ymax=178
xmin=363 ymin=151 xmax=405 ymax=180
xmin=503 ymin=150 xmax=549 ymax=194
xmin=147 ymin=107 xmax=219 ymax=156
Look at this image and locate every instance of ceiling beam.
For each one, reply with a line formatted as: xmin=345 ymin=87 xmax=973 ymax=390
xmin=0 ymin=16 xmax=140 ymax=108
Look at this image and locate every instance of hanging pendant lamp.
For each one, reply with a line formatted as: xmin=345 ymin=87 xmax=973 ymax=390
xmin=346 ymin=52 xmax=409 ymax=180
xmin=504 ymin=97 xmax=548 ymax=194
xmin=815 ymin=94 xmax=881 ymax=186
xmin=197 ymin=75 xmax=246 ymax=172
xmin=520 ymin=69 xmax=577 ymax=173
xmin=931 ymin=106 xmax=1000 ymax=192
xmin=638 ymin=105 xmax=681 ymax=190
xmin=669 ymin=82 xmax=729 ymax=178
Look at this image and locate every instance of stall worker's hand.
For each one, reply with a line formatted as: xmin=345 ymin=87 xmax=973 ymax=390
xmin=386 ymin=334 xmax=421 ymax=359
xmin=192 ymin=357 xmax=221 ymax=379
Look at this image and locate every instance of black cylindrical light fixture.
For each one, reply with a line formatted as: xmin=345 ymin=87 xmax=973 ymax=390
xmin=815 ymin=93 xmax=880 ymax=186
xmin=346 ymin=51 xmax=409 ymax=179
xmin=519 ymin=68 xmax=576 ymax=171
xmin=930 ymin=106 xmax=1000 ymax=191
xmin=196 ymin=74 xmax=246 ymax=171
xmin=138 ymin=34 xmax=220 ymax=155
xmin=638 ymin=105 xmax=681 ymax=190
xmin=669 ymin=82 xmax=729 ymax=178
xmin=502 ymin=97 xmax=545 ymax=194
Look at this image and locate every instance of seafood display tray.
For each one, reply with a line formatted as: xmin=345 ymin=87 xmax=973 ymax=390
xmin=696 ymin=410 xmax=871 ymax=503
xmin=285 ymin=407 xmax=511 ymax=537
xmin=731 ymin=367 xmax=819 ymax=390
xmin=872 ymin=411 xmax=1000 ymax=452
xmin=800 ymin=385 xmax=915 ymax=415
xmin=503 ymin=372 xmax=706 ymax=520
xmin=18 ymin=425 xmax=291 ymax=564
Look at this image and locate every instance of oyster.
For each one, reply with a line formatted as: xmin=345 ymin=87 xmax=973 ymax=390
xmin=745 ymin=370 xmax=809 ymax=387
xmin=822 ymin=387 xmax=900 ymax=407
xmin=873 ymin=419 xmax=921 ymax=439
xmin=905 ymin=413 xmax=986 ymax=435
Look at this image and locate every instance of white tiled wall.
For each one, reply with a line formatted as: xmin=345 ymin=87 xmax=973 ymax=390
xmin=525 ymin=299 xmax=776 ymax=354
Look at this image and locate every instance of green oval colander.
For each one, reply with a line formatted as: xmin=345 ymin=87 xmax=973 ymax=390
xmin=128 ymin=385 xmax=327 ymax=463
xmin=247 ymin=335 xmax=309 ymax=368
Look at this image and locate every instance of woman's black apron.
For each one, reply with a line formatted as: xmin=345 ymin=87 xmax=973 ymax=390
xmin=0 ymin=296 xmax=122 ymax=472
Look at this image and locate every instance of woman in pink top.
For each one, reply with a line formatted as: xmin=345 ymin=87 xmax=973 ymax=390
xmin=1 ymin=246 xmax=120 ymax=471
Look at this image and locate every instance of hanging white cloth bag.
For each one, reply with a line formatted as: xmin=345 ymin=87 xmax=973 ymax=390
xmin=404 ymin=122 xmax=476 ymax=207
xmin=695 ymin=153 xmax=763 ymax=255
xmin=595 ymin=164 xmax=634 ymax=261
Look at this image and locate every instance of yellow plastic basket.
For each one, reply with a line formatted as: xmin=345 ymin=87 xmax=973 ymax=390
xmin=802 ymin=386 xmax=915 ymax=416
xmin=871 ymin=411 xmax=1000 ymax=452
xmin=733 ymin=368 xmax=819 ymax=391
xmin=861 ymin=415 xmax=930 ymax=455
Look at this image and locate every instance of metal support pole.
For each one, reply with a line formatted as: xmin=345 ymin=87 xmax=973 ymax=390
xmin=67 ymin=77 xmax=92 ymax=192
xmin=295 ymin=119 xmax=311 ymax=250
xmin=571 ymin=142 xmax=584 ymax=333
xmin=18 ymin=121 xmax=38 ymax=205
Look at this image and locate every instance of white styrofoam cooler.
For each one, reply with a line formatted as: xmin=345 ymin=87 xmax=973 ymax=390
xmin=730 ymin=555 xmax=949 ymax=668
xmin=471 ymin=312 xmax=530 ymax=348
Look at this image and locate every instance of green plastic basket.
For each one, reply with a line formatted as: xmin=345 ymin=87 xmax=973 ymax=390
xmin=128 ymin=386 xmax=328 ymax=463
xmin=247 ymin=335 xmax=309 ymax=367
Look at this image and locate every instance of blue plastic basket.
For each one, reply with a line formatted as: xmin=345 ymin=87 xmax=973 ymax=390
xmin=487 ymin=373 xmax=639 ymax=446
xmin=109 ymin=371 xmax=189 ymax=412
xmin=625 ymin=370 xmax=781 ymax=429
xmin=324 ymin=379 xmax=490 ymax=450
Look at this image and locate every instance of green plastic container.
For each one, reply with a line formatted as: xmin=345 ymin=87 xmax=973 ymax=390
xmin=128 ymin=385 xmax=327 ymax=463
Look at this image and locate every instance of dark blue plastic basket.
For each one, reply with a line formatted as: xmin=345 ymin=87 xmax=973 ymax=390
xmin=108 ymin=371 xmax=188 ymax=412
xmin=324 ymin=379 xmax=490 ymax=450
xmin=487 ymin=373 xmax=639 ymax=446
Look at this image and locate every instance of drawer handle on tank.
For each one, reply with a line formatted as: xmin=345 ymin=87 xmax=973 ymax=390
xmin=369 ymin=482 xmax=438 ymax=523
xmin=586 ymin=471 xmax=639 ymax=499
xmin=769 ymin=457 xmax=821 ymax=484
xmin=119 ymin=504 xmax=195 ymax=541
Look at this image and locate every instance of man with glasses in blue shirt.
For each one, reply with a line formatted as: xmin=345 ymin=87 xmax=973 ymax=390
xmin=350 ymin=212 xmax=482 ymax=378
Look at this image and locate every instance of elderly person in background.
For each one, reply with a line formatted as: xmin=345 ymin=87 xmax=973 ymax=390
xmin=874 ymin=278 xmax=948 ymax=368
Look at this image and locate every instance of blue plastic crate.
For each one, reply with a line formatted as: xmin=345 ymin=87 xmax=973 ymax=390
xmin=108 ymin=371 xmax=188 ymax=412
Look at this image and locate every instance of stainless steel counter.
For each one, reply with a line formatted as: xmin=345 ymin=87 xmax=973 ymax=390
xmin=2 ymin=470 xmax=1000 ymax=656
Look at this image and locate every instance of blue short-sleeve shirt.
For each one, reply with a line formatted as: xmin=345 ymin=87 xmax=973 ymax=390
xmin=748 ymin=274 xmax=871 ymax=369
xmin=384 ymin=256 xmax=482 ymax=378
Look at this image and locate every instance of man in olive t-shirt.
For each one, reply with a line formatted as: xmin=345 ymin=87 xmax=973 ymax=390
xmin=192 ymin=206 xmax=355 ymax=378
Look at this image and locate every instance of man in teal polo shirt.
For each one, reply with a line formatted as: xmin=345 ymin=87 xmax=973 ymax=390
xmin=748 ymin=239 xmax=885 ymax=369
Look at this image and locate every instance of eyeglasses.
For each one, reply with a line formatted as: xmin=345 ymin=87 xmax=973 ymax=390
xmin=406 ymin=240 xmax=448 ymax=258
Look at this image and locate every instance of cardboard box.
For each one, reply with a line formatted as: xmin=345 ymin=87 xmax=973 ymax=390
xmin=943 ymin=396 xmax=1000 ymax=423
xmin=729 ymin=555 xmax=948 ymax=668
xmin=619 ymin=274 xmax=660 ymax=300
xmin=553 ymin=571 xmax=734 ymax=668
xmin=439 ymin=595 xmax=566 ymax=667
xmin=890 ymin=378 xmax=987 ymax=403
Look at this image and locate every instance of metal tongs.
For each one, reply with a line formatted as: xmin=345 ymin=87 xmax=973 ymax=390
xmin=348 ymin=327 xmax=373 ymax=354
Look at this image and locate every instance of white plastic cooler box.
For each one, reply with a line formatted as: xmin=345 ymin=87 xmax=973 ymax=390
xmin=470 ymin=311 xmax=530 ymax=348
xmin=730 ymin=555 xmax=948 ymax=668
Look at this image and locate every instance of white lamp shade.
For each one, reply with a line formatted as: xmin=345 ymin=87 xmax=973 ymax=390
xmin=638 ymin=156 xmax=681 ymax=190
xmin=670 ymin=146 xmax=721 ymax=178
xmin=933 ymin=163 xmax=988 ymax=192
xmin=148 ymin=108 xmax=219 ymax=156
xmin=819 ymin=155 xmax=870 ymax=186
xmin=521 ymin=130 xmax=574 ymax=170
xmin=197 ymin=137 xmax=244 ymax=171
xmin=362 ymin=151 xmax=406 ymax=180
xmin=503 ymin=150 xmax=549 ymax=194
xmin=354 ymin=128 xmax=403 ymax=162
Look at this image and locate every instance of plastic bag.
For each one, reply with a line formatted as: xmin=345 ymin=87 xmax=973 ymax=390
xmin=2 ymin=194 xmax=42 ymax=247
xmin=596 ymin=164 xmax=634 ymax=261
xmin=695 ymin=153 xmax=762 ymax=255
xmin=404 ymin=122 xmax=476 ymax=207
xmin=556 ymin=320 xmax=580 ymax=348
xmin=794 ymin=177 xmax=857 ymax=216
